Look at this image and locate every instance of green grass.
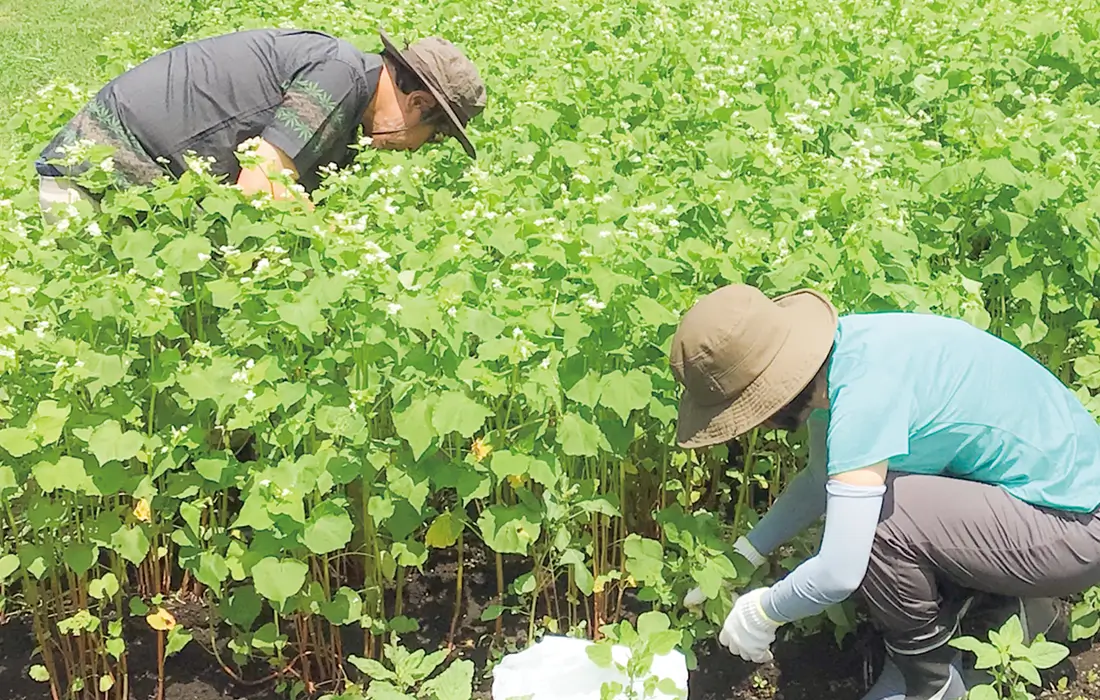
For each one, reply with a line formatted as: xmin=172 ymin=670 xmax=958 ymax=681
xmin=0 ymin=0 xmax=167 ymax=104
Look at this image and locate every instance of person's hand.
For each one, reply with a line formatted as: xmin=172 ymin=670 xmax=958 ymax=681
xmin=683 ymin=536 xmax=766 ymax=609
xmin=718 ymin=587 xmax=781 ymax=663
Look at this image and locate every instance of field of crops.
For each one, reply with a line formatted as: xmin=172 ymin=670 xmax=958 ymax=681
xmin=3 ymin=0 xmax=1100 ymax=698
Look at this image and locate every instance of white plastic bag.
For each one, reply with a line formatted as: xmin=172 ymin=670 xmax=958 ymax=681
xmin=490 ymin=635 xmax=688 ymax=700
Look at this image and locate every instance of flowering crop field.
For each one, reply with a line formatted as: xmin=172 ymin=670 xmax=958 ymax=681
xmin=2 ymin=0 xmax=1100 ymax=698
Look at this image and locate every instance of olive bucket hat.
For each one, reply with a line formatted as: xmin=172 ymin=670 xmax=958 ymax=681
xmin=379 ymin=28 xmax=487 ymax=158
xmin=669 ymin=284 xmax=838 ymax=449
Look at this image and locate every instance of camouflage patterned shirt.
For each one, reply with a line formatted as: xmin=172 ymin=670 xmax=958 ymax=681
xmin=39 ymin=29 xmax=382 ymax=192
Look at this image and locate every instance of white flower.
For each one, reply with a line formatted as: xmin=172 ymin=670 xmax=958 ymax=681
xmin=87 ymin=222 xmax=102 ymax=237
xmin=581 ymin=293 xmax=606 ymax=311
xmin=447 ymin=306 xmax=458 ymax=317
xmin=197 ymin=253 xmax=211 ymax=262
xmin=245 ymin=359 xmax=255 ymax=369
xmin=55 ymin=219 xmax=70 ymax=233
xmin=510 ymin=261 xmax=536 ymax=272
xmin=244 ymin=390 xmax=256 ymax=401
xmin=100 ymin=157 xmax=115 ymax=173
xmin=512 ymin=327 xmax=524 ymax=338
xmin=540 ymin=357 xmax=552 ymax=369
xmin=386 ymin=302 xmax=402 ymax=315
xmin=219 ymin=245 xmax=240 ymax=256
xmin=231 ymin=370 xmax=248 ymax=383
xmin=0 ymin=347 xmax=15 ymax=359
xmin=491 ymin=279 xmax=504 ymax=290
xmin=259 ymin=479 xmax=272 ymax=487
xmin=236 ymin=137 xmax=263 ymax=155
xmin=342 ymin=269 xmax=360 ymax=278
xmin=254 ymin=259 xmax=271 ymax=273
xmin=55 ymin=358 xmax=67 ymax=369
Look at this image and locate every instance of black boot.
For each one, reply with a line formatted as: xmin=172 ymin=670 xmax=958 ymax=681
xmin=890 ymin=643 xmax=967 ymax=700
xmin=963 ymin=594 xmax=1067 ymax=642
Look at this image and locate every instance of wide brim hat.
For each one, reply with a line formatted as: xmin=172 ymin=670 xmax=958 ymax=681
xmin=671 ymin=286 xmax=838 ymax=448
xmin=379 ymin=29 xmax=485 ymax=159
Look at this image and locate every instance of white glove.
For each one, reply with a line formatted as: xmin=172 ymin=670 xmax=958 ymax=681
xmin=684 ymin=536 xmax=766 ymax=608
xmin=718 ymin=587 xmax=781 ymax=664
xmin=733 ymin=535 xmax=767 ymax=569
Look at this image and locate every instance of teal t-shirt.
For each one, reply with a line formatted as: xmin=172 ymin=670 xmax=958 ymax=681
xmin=823 ymin=312 xmax=1100 ymax=512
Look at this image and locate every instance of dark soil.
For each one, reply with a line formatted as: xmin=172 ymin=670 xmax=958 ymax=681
xmin=3 ymin=546 xmax=1100 ymax=700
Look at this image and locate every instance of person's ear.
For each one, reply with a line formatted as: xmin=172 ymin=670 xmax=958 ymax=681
xmin=407 ymin=90 xmax=439 ymax=117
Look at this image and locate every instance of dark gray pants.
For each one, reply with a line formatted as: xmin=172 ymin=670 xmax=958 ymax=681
xmin=859 ymin=473 xmax=1100 ymax=653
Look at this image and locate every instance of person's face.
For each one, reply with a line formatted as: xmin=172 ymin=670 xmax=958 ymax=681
xmin=370 ymin=91 xmax=447 ymax=150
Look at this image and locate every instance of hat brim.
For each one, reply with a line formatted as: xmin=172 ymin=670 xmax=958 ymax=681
xmin=379 ymin=29 xmax=477 ymax=159
xmin=675 ymin=289 xmax=838 ymax=448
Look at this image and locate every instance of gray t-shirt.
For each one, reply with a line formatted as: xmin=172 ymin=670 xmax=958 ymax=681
xmin=39 ymin=29 xmax=382 ymax=192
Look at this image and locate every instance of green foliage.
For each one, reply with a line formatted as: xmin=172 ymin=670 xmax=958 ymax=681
xmin=950 ymin=615 xmax=1069 ymax=700
xmin=344 ymin=637 xmax=473 ymax=700
xmin=587 ymin=612 xmax=687 ymax=700
xmin=1 ymin=0 xmax=1100 ymax=694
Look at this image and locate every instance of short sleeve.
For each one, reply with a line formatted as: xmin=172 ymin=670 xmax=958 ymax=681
xmin=262 ymin=60 xmax=364 ymax=176
xmin=825 ymin=374 xmax=911 ymax=475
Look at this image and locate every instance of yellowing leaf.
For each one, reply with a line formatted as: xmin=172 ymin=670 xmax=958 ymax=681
xmin=146 ymin=608 xmax=176 ymax=631
xmin=470 ymin=437 xmax=492 ymax=462
xmin=133 ymin=498 xmax=151 ymax=523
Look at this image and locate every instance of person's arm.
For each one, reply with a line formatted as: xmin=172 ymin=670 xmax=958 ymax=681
xmin=236 ymin=139 xmax=313 ymax=209
xmin=740 ymin=411 xmax=829 ymax=561
xmin=760 ymin=462 xmax=887 ymax=622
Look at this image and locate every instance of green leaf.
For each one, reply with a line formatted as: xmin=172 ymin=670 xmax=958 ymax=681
xmin=1026 ymin=640 xmax=1070 ymax=669
xmin=112 ymin=526 xmax=150 ymax=565
xmin=348 ymin=656 xmax=397 ymax=682
xmin=195 ymin=552 xmax=229 ymax=590
xmin=0 ymin=427 xmax=36 ymax=457
xmin=225 ymin=586 xmax=262 ymax=628
xmin=393 ymin=396 xmax=437 ymax=459
xmin=1009 ymin=658 xmax=1041 ymax=687
xmin=302 ymin=503 xmax=355 ymax=555
xmin=425 ymin=511 xmax=462 ymax=549
xmin=586 ymin=643 xmax=613 ymax=668
xmin=966 ymin=685 xmax=998 ymax=700
xmin=320 ymin=587 xmax=363 ymax=625
xmin=479 ymin=605 xmax=504 ymax=622
xmin=165 ymin=626 xmax=192 ymax=657
xmin=33 ymin=456 xmax=91 ymax=494
xmin=598 ymin=370 xmax=652 ymax=423
xmin=420 ymin=659 xmax=474 ymax=700
xmin=64 ymin=544 xmax=98 ymax=575
xmin=1012 ymin=271 xmax=1044 ymax=311
xmin=431 ymin=391 xmax=491 ymax=438
xmin=489 ymin=450 xmax=530 ymax=480
xmin=29 ymin=665 xmax=50 ymax=682
xmin=30 ymin=400 xmax=70 ymax=445
xmin=557 ymin=413 xmax=603 ymax=456
xmin=80 ymin=420 xmax=144 ymax=466
xmin=251 ymin=557 xmax=307 ymax=606
xmin=316 ymin=405 xmax=367 ymax=441
xmin=565 ymin=372 xmax=603 ymax=408
xmin=0 ymin=553 xmax=19 ymax=582
xmin=478 ymin=506 xmax=541 ymax=555
xmin=158 ymin=233 xmax=211 ymax=273
xmin=623 ymin=535 xmax=664 ymax=584
xmin=88 ymin=573 xmax=120 ymax=600
xmin=194 ymin=457 xmax=228 ymax=483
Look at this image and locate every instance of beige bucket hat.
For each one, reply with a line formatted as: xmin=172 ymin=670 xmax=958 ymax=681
xmin=379 ymin=29 xmax=487 ymax=158
xmin=669 ymin=284 xmax=838 ymax=448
